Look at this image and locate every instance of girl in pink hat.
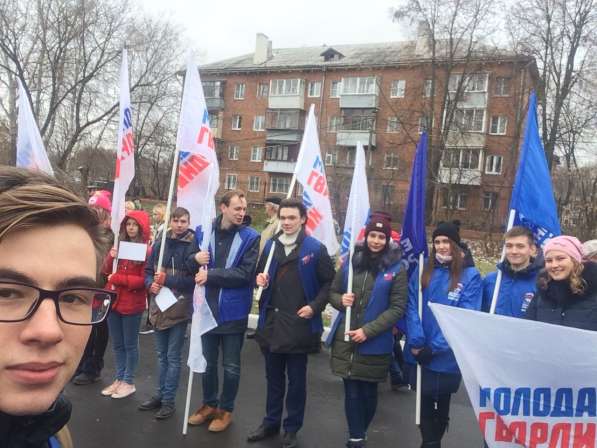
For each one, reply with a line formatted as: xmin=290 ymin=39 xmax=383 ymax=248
xmin=525 ymin=235 xmax=597 ymax=330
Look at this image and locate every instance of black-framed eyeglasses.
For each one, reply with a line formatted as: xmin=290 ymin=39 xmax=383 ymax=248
xmin=0 ymin=281 xmax=115 ymax=325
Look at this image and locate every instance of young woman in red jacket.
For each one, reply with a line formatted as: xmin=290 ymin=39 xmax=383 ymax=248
xmin=101 ymin=210 xmax=151 ymax=399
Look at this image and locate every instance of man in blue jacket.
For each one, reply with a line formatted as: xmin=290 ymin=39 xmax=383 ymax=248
xmin=482 ymin=226 xmax=542 ymax=317
xmin=188 ymin=190 xmax=260 ymax=433
xmin=248 ymin=198 xmax=335 ymax=448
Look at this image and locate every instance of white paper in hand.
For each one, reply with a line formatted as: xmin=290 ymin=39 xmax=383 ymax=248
xmin=155 ymin=287 xmax=178 ymax=312
xmin=118 ymin=241 xmax=147 ymax=261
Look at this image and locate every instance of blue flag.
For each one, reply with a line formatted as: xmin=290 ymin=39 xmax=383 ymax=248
xmin=509 ymin=91 xmax=561 ymax=246
xmin=400 ymin=132 xmax=429 ymax=275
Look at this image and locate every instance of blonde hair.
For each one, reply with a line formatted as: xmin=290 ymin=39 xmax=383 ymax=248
xmin=538 ymin=260 xmax=587 ymax=295
xmin=0 ymin=167 xmax=110 ymax=276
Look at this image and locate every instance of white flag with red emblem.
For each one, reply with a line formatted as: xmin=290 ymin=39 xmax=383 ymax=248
xmin=176 ymin=58 xmax=219 ymax=373
xmin=294 ymin=104 xmax=339 ymax=256
xmin=110 ymin=50 xmax=135 ymax=237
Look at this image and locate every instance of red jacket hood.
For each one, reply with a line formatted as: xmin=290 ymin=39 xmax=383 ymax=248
xmin=120 ymin=210 xmax=150 ymax=243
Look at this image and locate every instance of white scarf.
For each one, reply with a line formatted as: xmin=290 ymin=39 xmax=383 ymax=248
xmin=278 ymin=231 xmax=300 ymax=256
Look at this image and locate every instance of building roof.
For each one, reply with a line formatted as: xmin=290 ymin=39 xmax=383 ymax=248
xmin=200 ymin=40 xmax=528 ymax=74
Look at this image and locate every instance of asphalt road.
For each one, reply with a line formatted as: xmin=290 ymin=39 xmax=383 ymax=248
xmin=65 ymin=331 xmax=484 ymax=448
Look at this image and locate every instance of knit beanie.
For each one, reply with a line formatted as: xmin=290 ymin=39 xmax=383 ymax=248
xmin=365 ymin=214 xmax=392 ymax=240
xmin=88 ymin=190 xmax=112 ymax=213
xmin=544 ymin=235 xmax=584 ymax=263
xmin=432 ymin=220 xmax=461 ymax=245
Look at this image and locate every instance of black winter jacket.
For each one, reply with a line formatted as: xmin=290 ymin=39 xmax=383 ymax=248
xmin=525 ymin=262 xmax=597 ymax=330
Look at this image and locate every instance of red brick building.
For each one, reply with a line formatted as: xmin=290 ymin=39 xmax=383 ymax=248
xmin=200 ymin=31 xmax=537 ymax=231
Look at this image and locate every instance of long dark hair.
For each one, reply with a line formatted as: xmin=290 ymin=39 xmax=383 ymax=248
xmin=421 ymin=238 xmax=463 ymax=291
xmin=119 ymin=217 xmax=144 ymax=243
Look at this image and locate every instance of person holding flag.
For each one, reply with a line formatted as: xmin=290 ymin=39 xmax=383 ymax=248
xmin=404 ymin=221 xmax=482 ymax=448
xmin=248 ymin=198 xmax=335 ymax=448
xmin=327 ymin=212 xmax=408 ymax=448
xmin=187 ymin=190 xmax=260 ymax=433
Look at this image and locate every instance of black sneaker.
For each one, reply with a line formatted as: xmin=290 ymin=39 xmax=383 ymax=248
xmin=139 ymin=324 xmax=154 ymax=335
xmin=155 ymin=403 xmax=175 ymax=420
xmin=247 ymin=424 xmax=279 ymax=442
xmin=72 ymin=373 xmax=100 ymax=385
xmin=282 ymin=431 xmax=298 ymax=448
xmin=138 ymin=397 xmax=162 ymax=411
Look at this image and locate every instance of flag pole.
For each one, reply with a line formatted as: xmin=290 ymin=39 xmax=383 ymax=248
xmin=489 ymin=209 xmax=516 ymax=314
xmin=182 ymin=168 xmax=216 ymax=436
xmin=344 ymin=155 xmax=360 ymax=342
xmin=415 ymin=252 xmax=424 ymax=425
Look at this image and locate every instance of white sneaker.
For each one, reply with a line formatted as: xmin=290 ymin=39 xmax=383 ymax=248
xmin=111 ymin=382 xmax=136 ymax=399
xmin=101 ymin=380 xmax=121 ymax=397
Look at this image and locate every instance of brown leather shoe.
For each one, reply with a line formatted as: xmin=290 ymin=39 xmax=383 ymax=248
xmin=188 ymin=404 xmax=217 ymax=426
xmin=208 ymin=410 xmax=232 ymax=432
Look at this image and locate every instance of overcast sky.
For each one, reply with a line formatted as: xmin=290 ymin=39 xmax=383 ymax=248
xmin=141 ymin=0 xmax=412 ymax=63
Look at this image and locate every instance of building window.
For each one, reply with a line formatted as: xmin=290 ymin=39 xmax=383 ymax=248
xmin=483 ymin=192 xmax=498 ymax=211
xmin=341 ymin=109 xmax=375 ymax=131
xmin=442 ymin=148 xmax=481 ymax=170
xmin=489 ymin=116 xmax=507 ymax=135
xmin=308 ymin=81 xmax=321 ymax=97
xmin=465 ymin=73 xmax=487 ymax=92
xmin=345 ymin=148 xmax=355 ymax=167
xmin=248 ymin=176 xmax=261 ymax=192
xmin=266 ymin=110 xmax=301 ymax=129
xmin=270 ymin=175 xmax=290 ymax=193
xmin=485 ymin=155 xmax=503 ymax=175
xmin=494 ymin=77 xmax=510 ymax=96
xmin=225 ymin=174 xmax=237 ymax=190
xmin=208 ymin=113 xmax=219 ymax=129
xmin=257 ymin=82 xmax=269 ymax=97
xmin=423 ymin=79 xmax=433 ymax=97
xmin=453 ymin=108 xmax=485 ymax=132
xmin=232 ymin=115 xmax=242 ymax=130
xmin=325 ymin=151 xmax=337 ymax=166
xmin=383 ymin=153 xmax=399 ymax=170
xmin=328 ymin=116 xmax=341 ymax=132
xmin=250 ymin=146 xmax=262 ymax=162
xmin=390 ymin=80 xmax=406 ymax=98
xmin=234 ymin=83 xmax=245 ymax=100
xmin=270 ymin=79 xmax=303 ymax=96
xmin=382 ymin=185 xmax=394 ymax=208
xmin=203 ymin=81 xmax=223 ymax=98
xmin=227 ymin=145 xmax=239 ymax=160
xmin=330 ymin=80 xmax=342 ymax=98
xmin=342 ymin=77 xmax=376 ymax=95
xmin=442 ymin=190 xmax=468 ymax=210
xmin=418 ymin=115 xmax=430 ymax=134
xmin=387 ymin=117 xmax=400 ymax=133
xmin=253 ymin=115 xmax=265 ymax=131
xmin=265 ymin=145 xmax=290 ymax=161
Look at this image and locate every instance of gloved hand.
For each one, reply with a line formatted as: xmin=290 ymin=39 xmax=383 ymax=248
xmin=413 ymin=346 xmax=433 ymax=365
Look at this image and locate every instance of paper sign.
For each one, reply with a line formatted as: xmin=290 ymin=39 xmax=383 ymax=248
xmin=155 ymin=286 xmax=178 ymax=312
xmin=118 ymin=242 xmax=147 ymax=261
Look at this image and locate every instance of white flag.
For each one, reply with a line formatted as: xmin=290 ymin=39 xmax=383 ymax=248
xmin=16 ymin=79 xmax=53 ymax=175
xmin=176 ymin=58 xmax=219 ymax=373
xmin=294 ymin=104 xmax=339 ymax=256
xmin=429 ymin=303 xmax=597 ymax=447
xmin=340 ymin=141 xmax=370 ymax=260
xmin=110 ymin=50 xmax=135 ymax=237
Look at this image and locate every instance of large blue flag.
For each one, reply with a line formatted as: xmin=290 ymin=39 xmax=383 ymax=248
xmin=509 ymin=91 xmax=561 ymax=246
xmin=400 ymin=132 xmax=429 ymax=275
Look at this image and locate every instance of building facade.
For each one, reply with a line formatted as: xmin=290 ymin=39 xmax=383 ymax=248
xmin=200 ymin=32 xmax=537 ymax=231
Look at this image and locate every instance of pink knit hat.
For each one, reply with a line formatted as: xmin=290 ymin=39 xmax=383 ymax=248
xmin=544 ymin=235 xmax=584 ymax=263
xmin=88 ymin=190 xmax=112 ymax=213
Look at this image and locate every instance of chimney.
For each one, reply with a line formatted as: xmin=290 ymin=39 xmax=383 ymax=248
xmin=415 ymin=21 xmax=432 ymax=57
xmin=253 ymin=33 xmax=272 ymax=65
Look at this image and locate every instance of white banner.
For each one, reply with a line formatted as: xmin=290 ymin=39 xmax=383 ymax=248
xmin=16 ymin=79 xmax=53 ymax=175
xmin=294 ymin=104 xmax=339 ymax=256
xmin=429 ymin=303 xmax=597 ymax=448
xmin=111 ymin=50 xmax=135 ymax=237
xmin=176 ymin=58 xmax=219 ymax=373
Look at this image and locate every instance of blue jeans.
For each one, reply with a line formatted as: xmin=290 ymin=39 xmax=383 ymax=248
xmin=343 ymin=379 xmax=378 ymax=440
xmin=201 ymin=333 xmax=244 ymax=412
xmin=154 ymin=322 xmax=187 ymax=404
xmin=107 ymin=311 xmax=142 ymax=384
xmin=262 ymin=350 xmax=307 ymax=433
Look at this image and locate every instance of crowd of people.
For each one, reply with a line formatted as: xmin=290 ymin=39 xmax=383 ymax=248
xmin=1 ymin=166 xmax=596 ymax=448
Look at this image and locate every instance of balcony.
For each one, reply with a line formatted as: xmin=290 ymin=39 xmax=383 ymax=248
xmin=265 ymin=110 xmax=304 ymax=143
xmin=339 ymin=93 xmax=379 ymax=109
xmin=438 ymin=168 xmax=482 ymax=186
xmin=336 ymin=116 xmax=376 ymax=147
xmin=339 ymin=77 xmax=379 ymax=109
xmin=263 ymin=161 xmax=296 ymax=174
xmin=268 ymin=79 xmax=305 ymax=109
xmin=203 ymin=80 xmax=225 ymax=111
xmin=205 ymin=97 xmax=225 ymax=110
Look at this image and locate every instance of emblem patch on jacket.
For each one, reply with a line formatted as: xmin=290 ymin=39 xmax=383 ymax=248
xmin=384 ymin=272 xmax=394 ymax=281
xmin=301 ymin=253 xmax=314 ymax=265
xmin=447 ymin=283 xmax=463 ymax=302
xmin=521 ymin=292 xmax=535 ymax=312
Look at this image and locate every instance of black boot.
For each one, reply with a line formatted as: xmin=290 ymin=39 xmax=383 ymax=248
xmin=419 ymin=417 xmax=443 ymax=448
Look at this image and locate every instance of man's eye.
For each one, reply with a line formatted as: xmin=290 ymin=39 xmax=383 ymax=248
xmin=0 ymin=287 xmax=25 ymax=300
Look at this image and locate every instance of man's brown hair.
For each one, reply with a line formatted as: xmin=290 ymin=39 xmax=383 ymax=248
xmin=0 ymin=167 xmax=111 ymax=276
xmin=504 ymin=226 xmax=535 ymax=246
xmin=219 ymin=190 xmax=245 ymax=206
